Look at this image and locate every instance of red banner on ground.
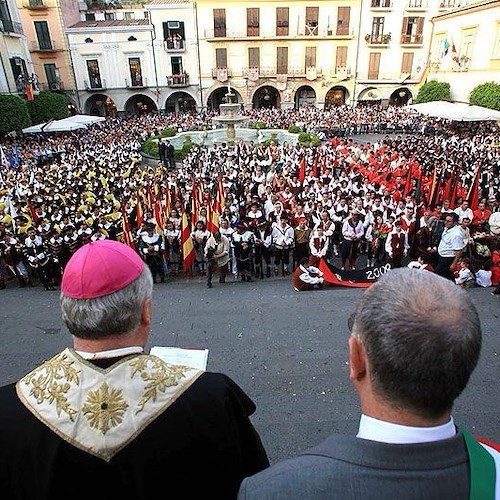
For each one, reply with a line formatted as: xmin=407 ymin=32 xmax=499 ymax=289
xmin=318 ymin=259 xmax=393 ymax=288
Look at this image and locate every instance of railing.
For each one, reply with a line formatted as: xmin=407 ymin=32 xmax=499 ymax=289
xmin=166 ymin=74 xmax=189 ymax=87
xmin=126 ymin=77 xmax=148 ymax=88
xmin=25 ymin=0 xmax=47 ymax=8
xmin=84 ymin=78 xmax=106 ymax=90
xmin=439 ymin=0 xmax=467 ymax=9
xmin=204 ymin=28 xmax=351 ymax=39
xmin=400 ymin=33 xmax=423 ymax=44
xmin=371 ymin=0 xmax=392 ymax=9
xmin=407 ymin=0 xmax=427 ymax=9
xmin=31 ymin=40 xmax=59 ymax=51
xmin=365 ymin=34 xmax=391 ymax=44
xmin=0 ymin=20 xmax=24 ymax=35
xmin=41 ymin=80 xmax=65 ymax=91
xmin=163 ymin=38 xmax=185 ymax=52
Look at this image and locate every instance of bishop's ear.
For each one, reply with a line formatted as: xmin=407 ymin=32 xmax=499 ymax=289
xmin=348 ymin=336 xmax=367 ymax=382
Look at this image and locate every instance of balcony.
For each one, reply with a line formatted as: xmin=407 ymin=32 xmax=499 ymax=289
xmin=24 ymin=0 xmax=48 ymax=9
xmin=204 ymin=28 xmax=352 ymax=41
xmin=0 ymin=20 xmax=24 ymax=35
xmin=126 ymin=77 xmax=148 ymax=89
xmin=365 ymin=33 xmax=391 ymax=45
xmin=406 ymin=0 xmax=427 ymax=10
xmin=163 ymin=38 xmax=185 ymax=53
xmin=371 ymin=0 xmax=392 ymax=10
xmin=31 ymin=40 xmax=61 ymax=52
xmin=41 ymin=80 xmax=65 ymax=91
xmin=439 ymin=0 xmax=467 ymax=10
xmin=84 ymin=78 xmax=107 ymax=91
xmin=167 ymin=73 xmax=189 ymax=87
xmin=400 ymin=33 xmax=423 ymax=45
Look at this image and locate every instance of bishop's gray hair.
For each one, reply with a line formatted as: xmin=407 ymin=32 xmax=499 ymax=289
xmin=60 ymin=265 xmax=153 ymax=339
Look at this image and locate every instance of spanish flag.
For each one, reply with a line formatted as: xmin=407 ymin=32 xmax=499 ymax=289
xmin=181 ymin=208 xmax=195 ymax=276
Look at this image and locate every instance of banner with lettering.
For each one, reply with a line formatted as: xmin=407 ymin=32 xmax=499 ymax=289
xmin=318 ymin=259 xmax=393 ymax=288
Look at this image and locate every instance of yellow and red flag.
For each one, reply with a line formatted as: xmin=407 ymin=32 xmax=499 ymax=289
xmin=135 ymin=194 xmax=144 ymax=229
xmin=121 ymin=205 xmax=137 ymax=251
xmin=181 ymin=208 xmax=195 ymax=275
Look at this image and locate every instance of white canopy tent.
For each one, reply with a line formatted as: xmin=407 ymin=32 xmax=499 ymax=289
xmin=409 ymin=101 xmax=500 ymax=121
xmin=22 ymin=114 xmax=105 ymax=134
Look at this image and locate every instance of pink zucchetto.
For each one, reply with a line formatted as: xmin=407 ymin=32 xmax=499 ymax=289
xmin=61 ymin=240 xmax=144 ymax=299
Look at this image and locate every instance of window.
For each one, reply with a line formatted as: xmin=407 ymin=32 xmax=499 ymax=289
xmin=0 ymin=0 xmax=12 ymax=23
xmin=143 ymin=11 xmax=149 ymax=20
xmin=215 ymin=48 xmax=227 ymax=68
xmin=372 ymin=17 xmax=384 ymax=37
xmin=368 ymin=52 xmax=381 ymax=79
xmin=9 ymin=57 xmax=27 ymax=88
xmin=44 ymin=63 xmax=59 ymax=89
xmin=336 ymin=46 xmax=347 ymax=68
xmin=162 ymin=21 xmax=185 ymax=49
xmin=123 ymin=12 xmax=135 ymax=20
xmin=277 ymin=46 xmax=288 ymax=74
xmin=305 ymin=6 xmax=319 ymax=35
xmin=276 ymin=7 xmax=289 ymax=36
xmin=213 ymin=8 xmax=226 ymax=38
xmin=87 ymin=59 xmax=102 ymax=88
xmin=494 ymin=24 xmax=500 ymax=58
xmin=129 ymin=58 xmax=142 ymax=86
xmin=104 ymin=12 xmax=115 ymax=21
xmin=34 ymin=21 xmax=52 ymax=50
xmin=401 ymin=17 xmax=424 ymax=44
xmin=337 ymin=7 xmax=350 ymax=36
xmin=305 ymin=47 xmax=316 ymax=68
xmin=401 ymin=52 xmax=414 ymax=73
xmin=170 ymin=56 xmax=183 ymax=75
xmin=85 ymin=13 xmax=95 ymax=21
xmin=248 ymin=47 xmax=260 ymax=68
xmin=247 ymin=8 xmax=259 ymax=37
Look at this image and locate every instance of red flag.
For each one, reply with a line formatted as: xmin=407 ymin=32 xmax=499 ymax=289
xmin=313 ymin=152 xmax=319 ymax=178
xmin=190 ymin=182 xmax=199 ymax=228
xmin=213 ymin=175 xmax=225 ymax=214
xmin=206 ymin=203 xmax=218 ymax=233
xmin=402 ymin=166 xmax=413 ymax=198
xmin=27 ymin=199 xmax=39 ymax=226
xmin=449 ymin=177 xmax=460 ymax=208
xmin=135 ymin=195 xmax=143 ymax=229
xmin=298 ymin=156 xmax=306 ymax=184
xmin=25 ymin=83 xmax=34 ymax=101
xmin=121 ymin=205 xmax=137 ymax=251
xmin=181 ymin=208 xmax=195 ymax=275
xmin=427 ymin=166 xmax=439 ymax=208
xmin=467 ymin=168 xmax=480 ymax=211
xmin=164 ymin=185 xmax=172 ymax=221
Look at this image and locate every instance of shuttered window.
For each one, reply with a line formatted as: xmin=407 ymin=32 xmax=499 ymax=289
xmin=276 ymin=7 xmax=289 ymax=36
xmin=247 ymin=8 xmax=259 ymax=36
xmin=305 ymin=47 xmax=316 ymax=67
xmin=337 ymin=7 xmax=350 ymax=36
xmin=401 ymin=52 xmax=414 ymax=73
xmin=216 ymin=48 xmax=227 ymax=68
xmin=277 ymin=46 xmax=288 ymax=74
xmin=249 ymin=47 xmax=260 ymax=68
xmin=214 ymin=9 xmax=226 ymax=38
xmin=306 ymin=6 xmax=319 ymax=35
xmin=368 ymin=52 xmax=381 ymax=79
xmin=336 ymin=46 xmax=347 ymax=68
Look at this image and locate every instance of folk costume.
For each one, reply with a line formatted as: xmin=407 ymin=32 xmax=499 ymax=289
xmin=293 ymin=263 xmax=324 ymax=292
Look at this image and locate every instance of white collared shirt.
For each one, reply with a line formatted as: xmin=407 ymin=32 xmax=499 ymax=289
xmin=75 ymin=346 xmax=144 ymax=360
xmin=357 ymin=414 xmax=456 ymax=444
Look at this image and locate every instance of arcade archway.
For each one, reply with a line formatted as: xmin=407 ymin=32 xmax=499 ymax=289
xmin=389 ymin=87 xmax=412 ymax=106
xmin=325 ymin=86 xmax=349 ymax=107
xmin=165 ymin=91 xmax=197 ymax=113
xmin=357 ymin=87 xmax=382 ymax=106
xmin=295 ymin=85 xmax=316 ymax=108
xmin=252 ymin=86 xmax=280 ymax=109
xmin=124 ymin=94 xmax=157 ymax=114
xmin=84 ymin=94 xmax=117 ymax=116
xmin=207 ymin=87 xmax=242 ymax=111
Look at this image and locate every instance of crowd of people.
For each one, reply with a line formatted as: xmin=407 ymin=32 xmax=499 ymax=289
xmin=0 ymin=105 xmax=499 ymax=292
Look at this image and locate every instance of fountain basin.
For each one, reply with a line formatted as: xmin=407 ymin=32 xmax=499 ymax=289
xmin=157 ymin=128 xmax=299 ymax=149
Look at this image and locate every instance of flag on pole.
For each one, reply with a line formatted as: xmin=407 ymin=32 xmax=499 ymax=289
xmin=181 ymin=208 xmax=195 ymax=276
xmin=164 ymin=185 xmax=172 ymax=221
xmin=467 ymin=168 xmax=480 ymax=211
xmin=206 ymin=203 xmax=219 ymax=234
xmin=443 ymin=38 xmax=450 ymax=56
xmin=121 ymin=205 xmax=137 ymax=251
xmin=25 ymin=83 xmax=34 ymax=101
xmin=135 ymin=194 xmax=144 ymax=229
xmin=298 ymin=156 xmax=306 ymax=184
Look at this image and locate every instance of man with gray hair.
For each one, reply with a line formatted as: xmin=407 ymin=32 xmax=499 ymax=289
xmin=0 ymin=240 xmax=269 ymax=499
xmin=239 ymin=268 xmax=499 ymax=499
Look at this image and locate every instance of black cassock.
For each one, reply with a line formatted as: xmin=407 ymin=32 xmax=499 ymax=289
xmin=0 ymin=356 xmax=269 ymax=500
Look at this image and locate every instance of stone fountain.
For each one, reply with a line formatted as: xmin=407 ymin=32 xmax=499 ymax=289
xmin=212 ymin=85 xmax=248 ymax=145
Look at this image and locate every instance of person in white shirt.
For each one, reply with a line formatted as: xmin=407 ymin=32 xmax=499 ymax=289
xmin=454 ymin=200 xmax=474 ymax=223
xmin=292 ymin=257 xmax=324 ymax=292
xmin=341 ymin=212 xmax=365 ymax=270
xmin=475 ymin=261 xmax=492 ymax=288
xmin=454 ymin=258 xmax=475 ymax=288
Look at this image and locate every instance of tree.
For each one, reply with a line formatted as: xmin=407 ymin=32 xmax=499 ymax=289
xmin=0 ymin=94 xmax=31 ymax=135
xmin=29 ymin=91 xmax=69 ymax=124
xmin=416 ymin=81 xmax=451 ymax=104
xmin=470 ymin=82 xmax=500 ymax=111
